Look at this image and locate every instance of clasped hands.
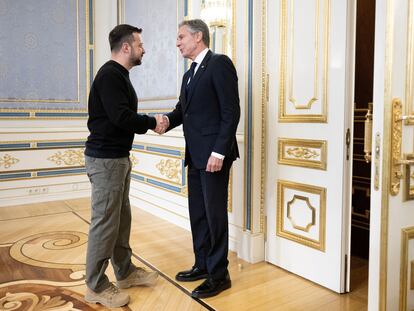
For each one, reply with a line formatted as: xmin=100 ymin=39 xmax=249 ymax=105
xmin=152 ymin=114 xmax=223 ymax=172
xmin=154 ymin=114 xmax=169 ymax=134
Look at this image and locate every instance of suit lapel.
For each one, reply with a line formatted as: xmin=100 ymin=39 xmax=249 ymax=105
xmin=185 ymin=50 xmax=212 ymax=110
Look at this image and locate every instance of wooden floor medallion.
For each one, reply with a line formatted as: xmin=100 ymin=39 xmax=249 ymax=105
xmin=1 ymin=231 xmax=87 ymax=285
xmin=0 ymin=230 xmax=125 ymax=310
xmin=0 ymin=198 xmax=368 ymax=310
xmin=0 ymin=284 xmax=124 ymax=311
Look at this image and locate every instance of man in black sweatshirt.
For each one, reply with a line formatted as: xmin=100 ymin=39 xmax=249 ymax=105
xmin=84 ymin=24 xmax=164 ymax=308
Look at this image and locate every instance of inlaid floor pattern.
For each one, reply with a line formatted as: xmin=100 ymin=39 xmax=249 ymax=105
xmin=0 ymin=198 xmax=367 ymax=310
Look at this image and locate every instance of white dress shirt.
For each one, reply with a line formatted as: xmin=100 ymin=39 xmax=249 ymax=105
xmin=189 ymin=48 xmax=209 ymax=81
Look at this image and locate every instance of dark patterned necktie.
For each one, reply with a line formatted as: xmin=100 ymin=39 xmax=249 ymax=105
xmin=186 ymin=62 xmax=197 ymax=90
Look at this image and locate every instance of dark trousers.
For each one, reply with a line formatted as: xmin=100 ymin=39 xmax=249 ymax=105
xmin=187 ymin=159 xmax=231 ymax=280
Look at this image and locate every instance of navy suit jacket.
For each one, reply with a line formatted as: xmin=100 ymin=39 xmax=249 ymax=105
xmin=167 ymin=50 xmax=240 ymax=169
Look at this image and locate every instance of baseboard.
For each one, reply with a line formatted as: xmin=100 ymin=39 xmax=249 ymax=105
xmin=232 ymin=228 xmax=265 ymax=263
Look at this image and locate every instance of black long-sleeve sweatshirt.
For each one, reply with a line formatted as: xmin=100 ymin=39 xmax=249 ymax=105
xmin=85 ymin=60 xmax=156 ymax=158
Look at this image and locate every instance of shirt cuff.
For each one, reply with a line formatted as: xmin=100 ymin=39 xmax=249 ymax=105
xmin=211 ymin=152 xmax=225 ymax=160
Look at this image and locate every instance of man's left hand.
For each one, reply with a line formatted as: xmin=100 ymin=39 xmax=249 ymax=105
xmin=206 ymin=155 xmax=223 ymax=172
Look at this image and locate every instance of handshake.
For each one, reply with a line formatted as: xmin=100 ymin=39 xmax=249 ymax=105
xmin=153 ymin=114 xmax=170 ymax=135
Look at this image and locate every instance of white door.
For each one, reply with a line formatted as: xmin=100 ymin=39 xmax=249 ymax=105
xmin=368 ymin=0 xmax=414 ymax=309
xmin=265 ymin=0 xmax=356 ymax=292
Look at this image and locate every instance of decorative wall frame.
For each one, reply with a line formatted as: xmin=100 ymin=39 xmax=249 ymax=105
xmin=277 ymin=180 xmax=326 ymax=251
xmin=278 ymin=138 xmax=327 ymax=170
xmin=122 ymin=0 xmax=181 ymax=111
xmin=404 ymin=154 xmax=414 ymax=201
xmin=130 ymin=143 xmax=187 ymax=196
xmin=0 ymin=0 xmax=93 ymax=119
xmin=0 ymin=140 xmax=86 ymax=181
xmin=278 ymin=0 xmax=329 ymax=123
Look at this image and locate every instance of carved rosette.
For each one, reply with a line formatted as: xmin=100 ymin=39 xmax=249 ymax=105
xmin=0 ymin=154 xmax=20 ymax=169
xmin=47 ymin=150 xmax=85 ymax=166
xmin=156 ymin=159 xmax=181 ymax=183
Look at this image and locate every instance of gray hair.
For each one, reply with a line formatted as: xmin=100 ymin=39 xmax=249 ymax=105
xmin=179 ymin=19 xmax=210 ymax=47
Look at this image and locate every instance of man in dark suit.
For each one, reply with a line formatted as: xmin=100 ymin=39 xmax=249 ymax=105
xmin=156 ymin=19 xmax=240 ymax=298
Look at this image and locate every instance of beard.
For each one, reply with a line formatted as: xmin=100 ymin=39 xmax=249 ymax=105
xmin=129 ymin=52 xmax=142 ymax=66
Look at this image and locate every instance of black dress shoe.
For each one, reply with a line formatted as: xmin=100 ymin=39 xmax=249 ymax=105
xmin=175 ymin=267 xmax=208 ymax=282
xmin=191 ymin=274 xmax=231 ymax=298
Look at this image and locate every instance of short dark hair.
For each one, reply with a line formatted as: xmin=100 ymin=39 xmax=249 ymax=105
xmin=179 ymin=19 xmax=210 ymax=47
xmin=109 ymin=24 xmax=142 ymax=52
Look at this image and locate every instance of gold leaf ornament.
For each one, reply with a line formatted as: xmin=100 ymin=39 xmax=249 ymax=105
xmin=156 ymin=159 xmax=181 ymax=183
xmin=286 ymin=147 xmax=319 ymax=159
xmin=0 ymin=154 xmax=20 ymax=169
xmin=47 ymin=150 xmax=85 ymax=166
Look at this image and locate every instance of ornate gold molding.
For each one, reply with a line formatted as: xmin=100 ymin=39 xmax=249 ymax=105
xmin=0 ymin=0 xmax=92 ymax=120
xmin=288 ymin=0 xmax=320 ymax=110
xmin=130 ymin=142 xmax=186 ymax=196
xmin=286 ymin=147 xmax=319 ymax=159
xmin=0 ymin=0 xmax=81 ymax=104
xmin=0 ymin=154 xmax=20 ymax=169
xmin=287 ymin=195 xmax=316 ymax=232
xmin=260 ymin=0 xmax=267 ymax=233
xmin=279 ymin=0 xmax=329 ymax=122
xmin=278 ymin=138 xmax=327 ymax=170
xmin=130 ymin=154 xmax=138 ymax=167
xmin=277 ymin=180 xmax=326 ymax=251
xmin=404 ymin=155 xmax=414 ymax=200
xmin=411 ymin=260 xmax=414 ymax=290
xmin=47 ymin=149 xmax=85 ymax=166
xmin=156 ymin=159 xmax=182 ymax=183
xmin=399 ymin=227 xmax=414 ymax=310
xmin=391 ymin=99 xmax=402 ymax=195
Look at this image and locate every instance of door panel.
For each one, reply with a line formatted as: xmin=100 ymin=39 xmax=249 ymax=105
xmin=369 ymin=0 xmax=414 ymax=309
xmin=265 ymin=0 xmax=354 ymax=293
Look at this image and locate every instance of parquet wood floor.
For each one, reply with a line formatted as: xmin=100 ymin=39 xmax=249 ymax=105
xmin=0 ymin=198 xmax=367 ymax=310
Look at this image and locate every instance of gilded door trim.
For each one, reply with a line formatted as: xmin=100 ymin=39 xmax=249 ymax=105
xmin=379 ymin=0 xmax=394 ymax=308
